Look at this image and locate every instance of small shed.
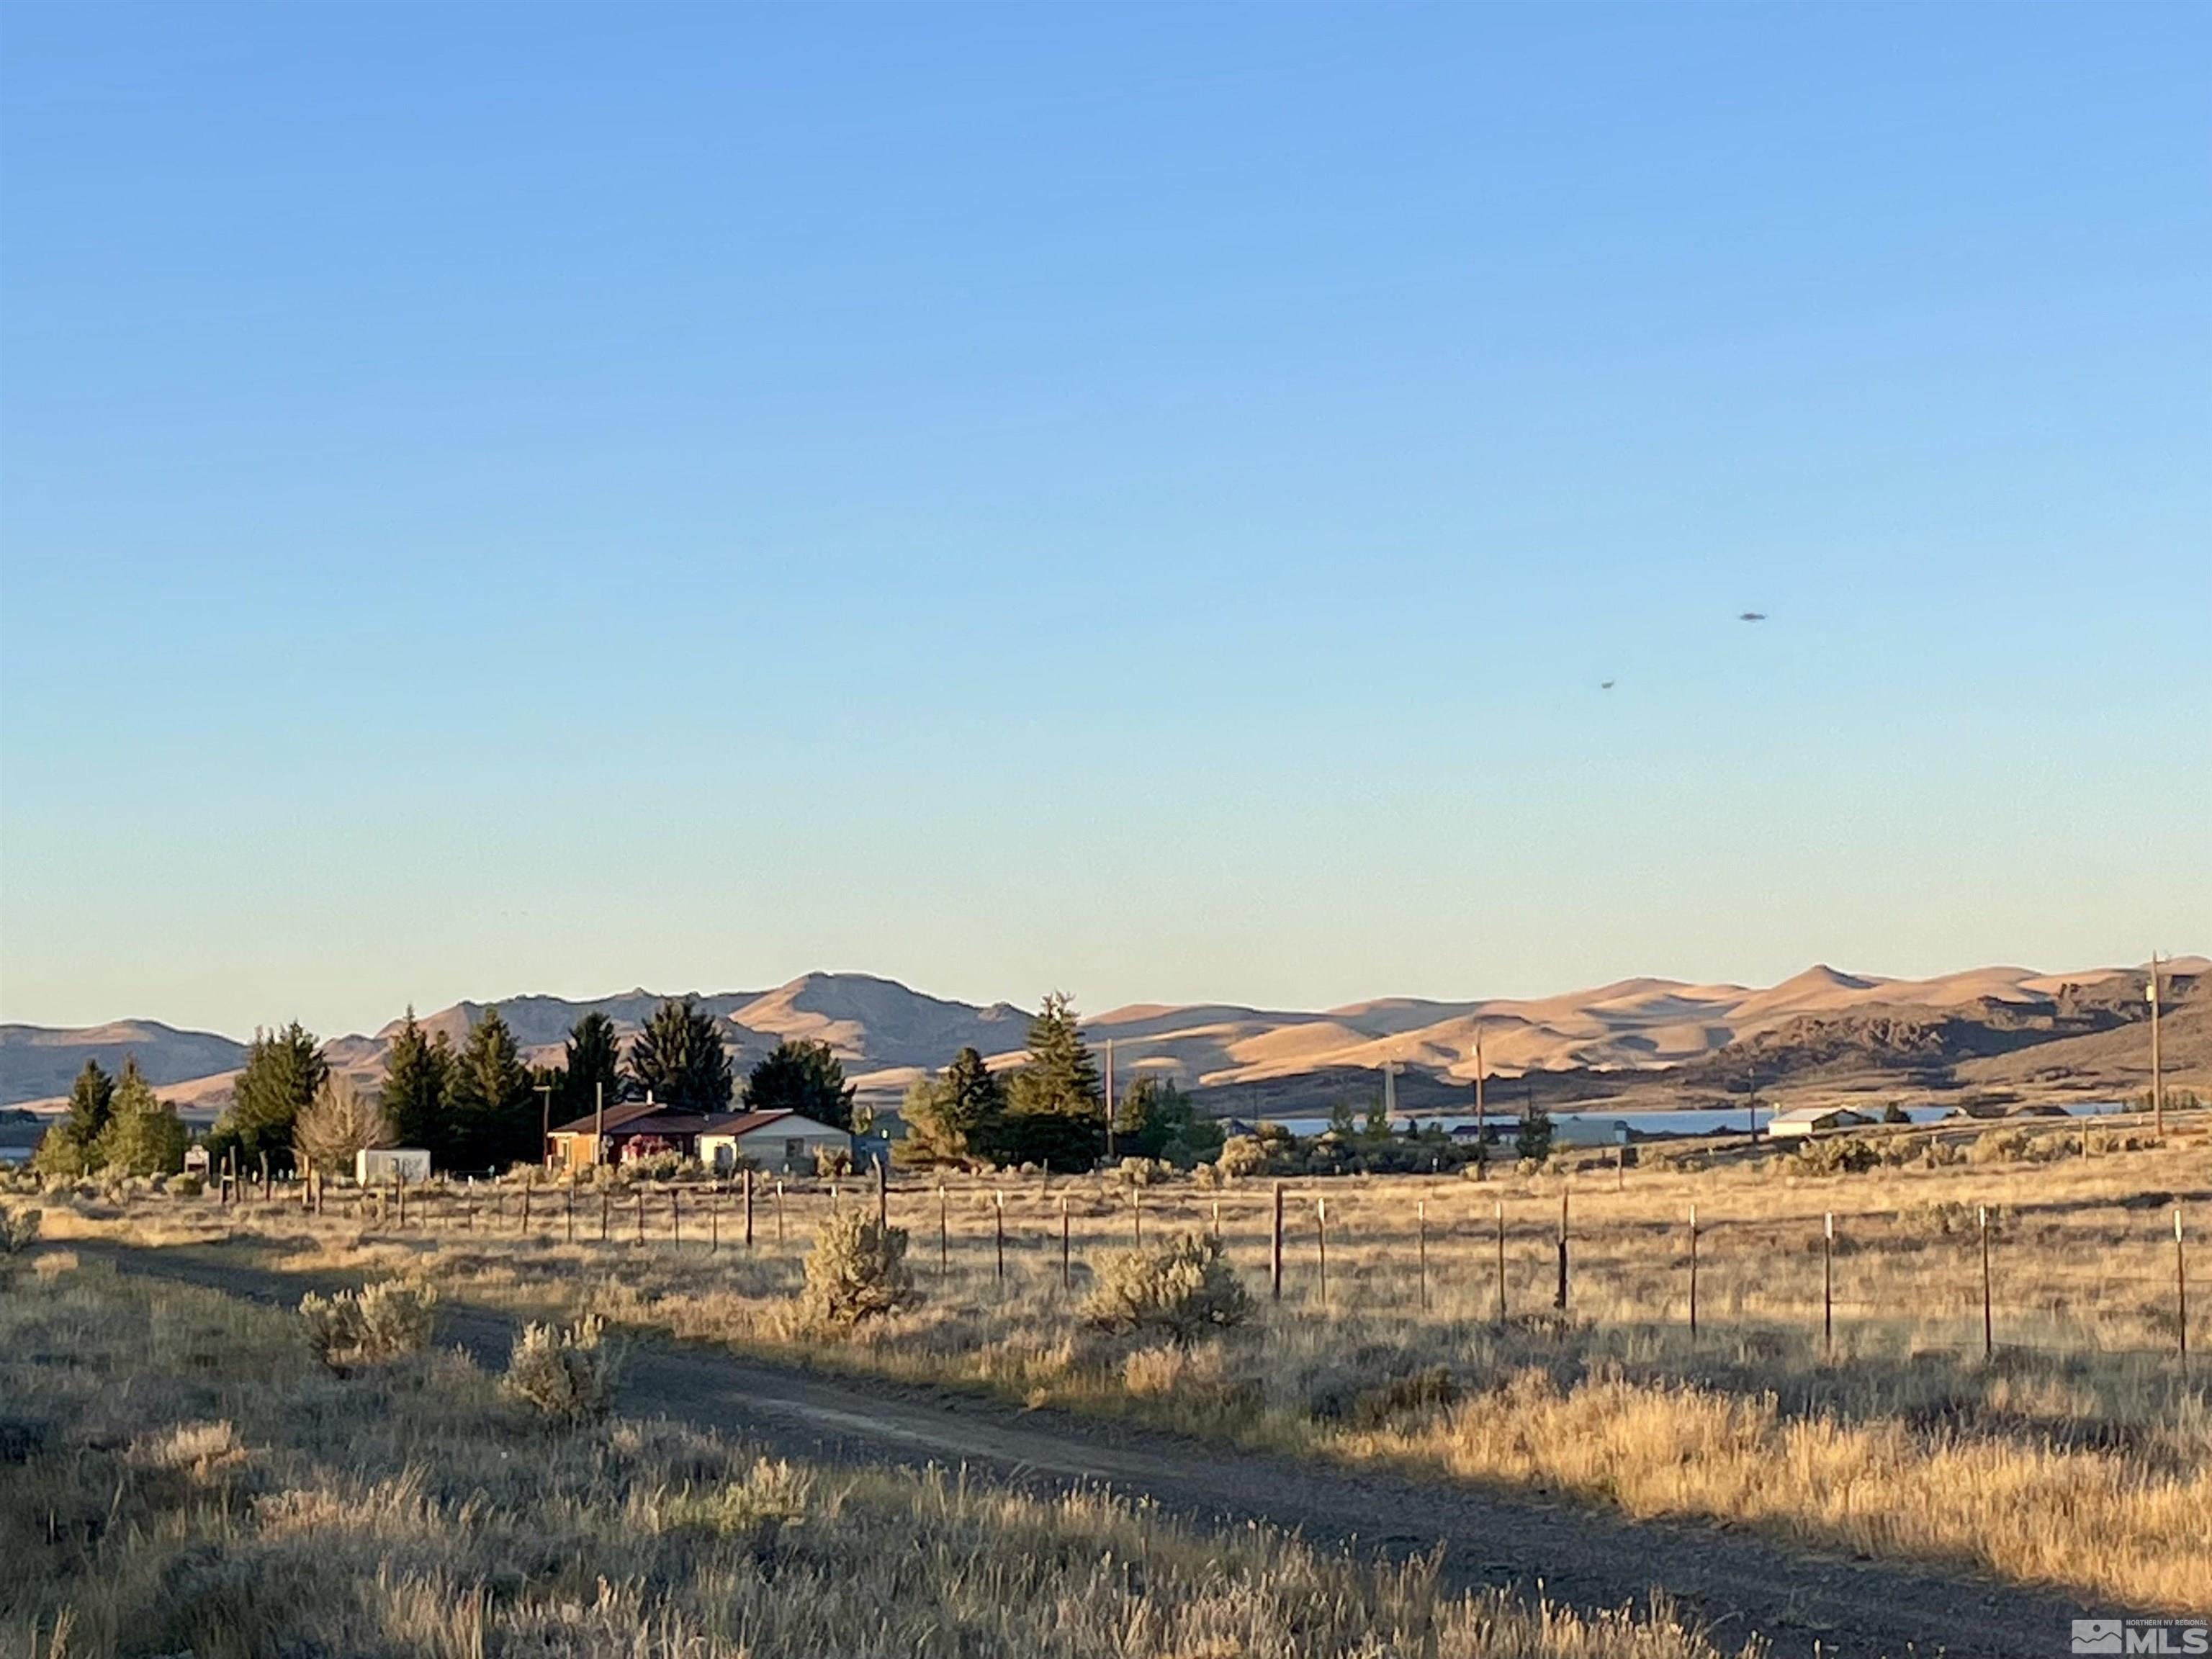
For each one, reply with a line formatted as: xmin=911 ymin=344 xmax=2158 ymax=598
xmin=1766 ymin=1106 xmax=1874 ymax=1143
xmin=356 ymin=1147 xmax=432 ymax=1184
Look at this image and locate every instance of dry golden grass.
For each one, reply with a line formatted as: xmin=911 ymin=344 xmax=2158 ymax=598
xmin=18 ymin=1117 xmax=2211 ymax=1613
xmin=0 ymin=1254 xmax=1750 ymax=1659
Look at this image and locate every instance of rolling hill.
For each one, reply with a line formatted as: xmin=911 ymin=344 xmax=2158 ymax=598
xmin=4 ymin=958 xmax=2200 ymax=1117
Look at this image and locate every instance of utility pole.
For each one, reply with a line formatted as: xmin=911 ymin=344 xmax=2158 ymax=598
xmin=1382 ymin=1061 xmax=1397 ymax=1123
xmin=1473 ymin=1025 xmax=1486 ymax=1153
xmin=2149 ymin=954 xmax=2164 ymax=1138
xmin=534 ymin=1083 xmax=554 ymax=1170
xmin=1103 ymin=1037 xmax=1115 ymax=1159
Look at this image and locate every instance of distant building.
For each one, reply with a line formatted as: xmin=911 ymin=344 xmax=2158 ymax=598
xmin=546 ymin=1102 xmax=849 ymax=1173
xmin=1765 ymin=1106 xmax=1874 ymax=1142
xmin=356 ymin=1148 xmax=432 ymax=1184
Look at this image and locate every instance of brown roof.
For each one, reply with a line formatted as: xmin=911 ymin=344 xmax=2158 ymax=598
xmin=696 ymin=1110 xmax=796 ymax=1137
xmin=547 ymin=1100 xmax=675 ymax=1137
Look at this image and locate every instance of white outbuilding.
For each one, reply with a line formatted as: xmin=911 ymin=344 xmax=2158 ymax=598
xmin=356 ymin=1147 xmax=433 ymax=1184
xmin=697 ymin=1110 xmax=851 ymax=1174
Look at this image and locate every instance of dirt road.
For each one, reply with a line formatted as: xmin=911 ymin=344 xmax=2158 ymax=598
xmin=89 ymin=1241 xmax=2105 ymax=1659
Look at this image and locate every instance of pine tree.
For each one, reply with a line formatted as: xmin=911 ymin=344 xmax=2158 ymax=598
xmin=999 ymin=992 xmax=1105 ymax=1170
xmin=94 ymin=1061 xmax=188 ymax=1176
xmin=623 ymin=997 xmax=732 ymax=1114
xmin=445 ymin=1005 xmax=535 ymax=1171
xmin=222 ymin=1022 xmax=328 ymax=1168
xmin=900 ymin=1046 xmax=1007 ymax=1166
xmin=67 ymin=1059 xmax=116 ymax=1145
xmin=745 ymin=1038 xmax=855 ymax=1130
xmin=556 ymin=1011 xmax=623 ymax=1123
xmin=379 ymin=1009 xmax=454 ymax=1161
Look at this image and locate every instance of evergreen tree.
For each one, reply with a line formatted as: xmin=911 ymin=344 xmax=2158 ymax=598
xmin=222 ymin=1022 xmax=327 ymax=1168
xmin=445 ymin=1005 xmax=535 ymax=1170
xmin=1514 ymin=1101 xmax=1555 ymax=1163
xmin=1113 ymin=1076 xmax=1220 ymax=1165
xmin=745 ymin=1038 xmax=856 ymax=1130
xmin=899 ymin=1046 xmax=1006 ymax=1166
xmin=999 ymin=992 xmax=1105 ymax=1170
xmin=556 ymin=1011 xmax=623 ymax=1123
xmin=66 ymin=1059 xmax=116 ymax=1145
xmin=379 ymin=1009 xmax=454 ymax=1161
xmin=94 ymin=1061 xmax=188 ymax=1176
xmin=623 ymin=997 xmax=732 ymax=1114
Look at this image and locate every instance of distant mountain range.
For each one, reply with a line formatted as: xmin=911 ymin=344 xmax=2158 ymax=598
xmin=4 ymin=958 xmax=2202 ymax=1118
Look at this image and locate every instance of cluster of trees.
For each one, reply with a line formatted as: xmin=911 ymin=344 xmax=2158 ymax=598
xmin=897 ymin=993 xmax=1218 ymax=1172
xmin=33 ymin=1058 xmax=190 ymax=1178
xmin=193 ymin=995 xmax=860 ymax=1176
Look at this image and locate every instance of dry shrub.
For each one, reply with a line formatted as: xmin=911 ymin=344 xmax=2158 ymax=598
xmin=652 ymin=1457 xmax=811 ymax=1550
xmin=1214 ymin=1136 xmax=1268 ymax=1180
xmin=799 ymin=1210 xmax=917 ymax=1325
xmin=1084 ymin=1231 xmax=1251 ymax=1344
xmin=1969 ymin=1128 xmax=2033 ymax=1165
xmin=504 ymin=1313 xmax=623 ymax=1427
xmin=298 ymin=1280 xmax=438 ymax=1370
xmin=1794 ymin=1138 xmax=1880 ymax=1176
xmin=0 ymin=1205 xmax=41 ymax=1254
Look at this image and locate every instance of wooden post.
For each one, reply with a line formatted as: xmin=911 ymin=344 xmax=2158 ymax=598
xmin=1990 ymin=1212 xmax=2008 ymax=1362
xmin=1822 ymin=1212 xmax=1835 ymax=1358
xmin=2177 ymin=1208 xmax=2189 ymax=1375
xmin=521 ymin=1184 xmax=531 ymax=1238
xmin=260 ymin=1151 xmax=271 ymax=1202
xmin=1060 ymin=1193 xmax=1071 ymax=1290
xmin=1417 ymin=1198 xmax=1429 ymax=1312
xmin=1496 ymin=1199 xmax=1507 ymax=1326
xmin=636 ymin=1187 xmax=645 ymax=1248
xmin=938 ymin=1182 xmax=948 ymax=1275
xmin=1210 ymin=1197 xmax=1220 ymax=1239
xmin=598 ymin=1190 xmax=609 ymax=1244
xmin=775 ymin=1179 xmax=785 ymax=1246
xmin=395 ymin=1173 xmax=405 ymax=1229
xmin=1270 ymin=1182 xmax=1285 ymax=1303
xmin=1687 ymin=1203 xmax=1699 ymax=1341
xmin=710 ymin=1195 xmax=719 ymax=1254
xmin=1132 ymin=1187 xmax=1143 ymax=1248
xmin=565 ymin=1183 xmax=574 ymax=1245
xmin=875 ymin=1157 xmax=888 ymax=1229
xmin=1555 ymin=1190 xmax=1569 ymax=1313
xmin=671 ymin=1190 xmax=680 ymax=1250
xmin=744 ymin=1169 xmax=755 ymax=1249
xmin=1315 ymin=1198 xmax=1328 ymax=1309
xmin=993 ymin=1190 xmax=1005 ymax=1282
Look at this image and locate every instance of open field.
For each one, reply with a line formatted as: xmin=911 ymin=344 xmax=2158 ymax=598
xmin=14 ymin=1114 xmax=2212 ymax=1622
xmin=0 ymin=1254 xmax=1771 ymax=1659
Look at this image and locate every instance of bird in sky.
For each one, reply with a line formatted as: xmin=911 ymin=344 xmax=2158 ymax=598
xmin=1601 ymin=680 xmax=1616 ymax=690
xmin=1739 ymin=611 xmax=1767 ymax=622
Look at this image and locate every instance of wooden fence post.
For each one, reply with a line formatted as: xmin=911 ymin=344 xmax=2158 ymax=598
xmin=876 ymin=1157 xmax=888 ymax=1230
xmin=775 ymin=1179 xmax=785 ymax=1246
xmin=1688 ymin=1203 xmax=1699 ymax=1341
xmin=521 ymin=1184 xmax=531 ymax=1238
xmin=636 ymin=1187 xmax=645 ymax=1248
xmin=1495 ymin=1198 xmax=1506 ymax=1326
xmin=1269 ymin=1182 xmax=1285 ymax=1303
xmin=1417 ymin=1198 xmax=1429 ymax=1312
xmin=938 ymin=1182 xmax=948 ymax=1275
xmin=1822 ymin=1212 xmax=1835 ymax=1357
xmin=1132 ymin=1187 xmax=1143 ymax=1248
xmin=993 ymin=1190 xmax=1005 ymax=1282
xmin=2177 ymin=1208 xmax=2189 ymax=1376
xmin=1315 ymin=1198 xmax=1328 ymax=1309
xmin=1554 ymin=1190 xmax=1569 ymax=1313
xmin=598 ymin=1189 xmax=609 ymax=1244
xmin=1990 ymin=1212 xmax=2008 ymax=1362
xmin=671 ymin=1190 xmax=680 ymax=1250
xmin=565 ymin=1184 xmax=574 ymax=1244
xmin=710 ymin=1195 xmax=719 ymax=1254
xmin=1060 ymin=1194 xmax=1071 ymax=1290
xmin=744 ymin=1169 xmax=755 ymax=1249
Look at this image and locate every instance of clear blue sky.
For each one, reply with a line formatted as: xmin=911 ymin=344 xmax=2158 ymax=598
xmin=2 ymin=4 xmax=2206 ymax=1039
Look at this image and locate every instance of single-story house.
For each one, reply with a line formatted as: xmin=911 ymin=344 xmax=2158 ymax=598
xmin=698 ymin=1110 xmax=850 ymax=1174
xmin=546 ymin=1102 xmax=850 ymax=1173
xmin=1766 ymin=1105 xmax=1874 ymax=1142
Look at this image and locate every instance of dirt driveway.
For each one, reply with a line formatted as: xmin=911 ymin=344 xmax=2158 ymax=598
xmin=87 ymin=1241 xmax=2107 ymax=1659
